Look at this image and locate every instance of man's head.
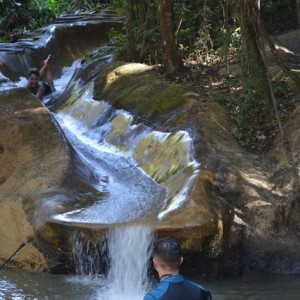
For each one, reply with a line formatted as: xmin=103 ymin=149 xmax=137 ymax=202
xmin=152 ymin=237 xmax=183 ymax=274
xmin=27 ymin=68 xmax=40 ymax=88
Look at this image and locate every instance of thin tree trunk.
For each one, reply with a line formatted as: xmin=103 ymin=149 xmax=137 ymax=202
xmin=205 ymin=0 xmax=222 ymax=43
xmin=158 ymin=0 xmax=182 ymax=74
xmin=138 ymin=0 xmax=147 ymax=61
xmin=297 ymin=0 xmax=300 ymax=26
xmin=223 ymin=0 xmax=229 ymax=74
xmin=126 ymin=0 xmax=136 ymax=61
xmin=231 ymin=0 xmax=271 ymax=98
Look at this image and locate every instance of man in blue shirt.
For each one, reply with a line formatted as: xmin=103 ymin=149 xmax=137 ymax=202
xmin=144 ymin=237 xmax=212 ymax=300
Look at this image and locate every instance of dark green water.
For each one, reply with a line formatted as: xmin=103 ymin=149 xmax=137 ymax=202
xmin=1 ymin=267 xmax=300 ymax=300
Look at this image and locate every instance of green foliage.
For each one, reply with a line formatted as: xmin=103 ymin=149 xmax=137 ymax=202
xmin=0 ymin=0 xmax=55 ymax=41
xmin=261 ymin=0 xmax=298 ymax=33
xmin=243 ymin=69 xmax=269 ymax=110
xmin=174 ymin=0 xmax=212 ymax=52
xmin=108 ymin=0 xmax=125 ymax=15
xmin=0 ymin=0 xmax=109 ymax=42
xmin=108 ymin=26 xmax=126 ymax=56
xmin=231 ymin=67 xmax=270 ymax=132
xmin=32 ymin=0 xmax=67 ymax=16
xmin=227 ymin=69 xmax=272 ymax=149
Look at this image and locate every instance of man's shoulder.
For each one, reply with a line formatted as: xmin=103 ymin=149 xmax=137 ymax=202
xmin=143 ymin=281 xmax=170 ymax=300
xmin=185 ymin=278 xmax=207 ymax=289
xmin=184 ymin=279 xmax=212 ymax=299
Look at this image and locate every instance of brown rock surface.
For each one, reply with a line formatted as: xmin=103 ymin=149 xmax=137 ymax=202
xmin=0 ymin=88 xmax=70 ymax=270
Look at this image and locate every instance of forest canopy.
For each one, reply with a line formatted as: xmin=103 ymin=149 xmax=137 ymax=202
xmin=0 ymin=0 xmax=299 ymax=153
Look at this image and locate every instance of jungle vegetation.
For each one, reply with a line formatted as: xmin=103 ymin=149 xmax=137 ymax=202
xmin=0 ymin=0 xmax=299 ymax=152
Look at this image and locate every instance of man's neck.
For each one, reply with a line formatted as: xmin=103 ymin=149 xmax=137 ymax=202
xmin=158 ymin=270 xmax=179 ymax=279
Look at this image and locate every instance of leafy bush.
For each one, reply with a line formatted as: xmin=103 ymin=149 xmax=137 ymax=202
xmin=0 ymin=0 xmax=55 ymax=42
xmin=0 ymin=0 xmax=110 ymax=42
xmin=108 ymin=0 xmax=125 ymax=16
xmin=261 ymin=0 xmax=298 ymax=33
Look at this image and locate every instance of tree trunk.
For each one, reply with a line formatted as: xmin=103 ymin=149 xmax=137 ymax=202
xmin=230 ymin=0 xmax=271 ymax=99
xmin=205 ymin=0 xmax=222 ymax=44
xmin=158 ymin=0 xmax=182 ymax=74
xmin=257 ymin=0 xmax=261 ymax=9
xmin=137 ymin=0 xmax=147 ymax=61
xmin=126 ymin=0 xmax=136 ymax=61
xmin=297 ymin=0 xmax=300 ymax=26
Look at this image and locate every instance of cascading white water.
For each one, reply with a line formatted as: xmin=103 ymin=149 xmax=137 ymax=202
xmin=105 ymin=226 xmax=154 ymax=299
xmin=72 ymin=232 xmax=106 ymax=276
xmin=71 ymin=226 xmax=154 ymax=300
xmin=39 ymin=54 xmax=197 ymax=298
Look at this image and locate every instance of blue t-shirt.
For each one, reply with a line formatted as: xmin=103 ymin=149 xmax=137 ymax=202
xmin=144 ymin=274 xmax=212 ymax=300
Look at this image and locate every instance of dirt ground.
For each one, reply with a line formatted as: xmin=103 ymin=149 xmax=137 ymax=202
xmin=163 ymin=32 xmax=299 ymax=154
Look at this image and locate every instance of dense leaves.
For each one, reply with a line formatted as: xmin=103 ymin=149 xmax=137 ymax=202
xmin=0 ymin=0 xmax=298 ymax=153
xmin=261 ymin=0 xmax=298 ymax=34
xmin=0 ymin=0 xmax=51 ymax=42
xmin=0 ymin=0 xmax=109 ymax=42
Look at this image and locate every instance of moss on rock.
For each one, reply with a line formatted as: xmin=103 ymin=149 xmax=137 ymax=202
xmin=94 ymin=63 xmax=194 ymax=121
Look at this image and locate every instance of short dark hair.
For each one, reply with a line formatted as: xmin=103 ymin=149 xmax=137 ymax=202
xmin=153 ymin=237 xmax=182 ymax=270
xmin=28 ymin=68 xmax=40 ymax=77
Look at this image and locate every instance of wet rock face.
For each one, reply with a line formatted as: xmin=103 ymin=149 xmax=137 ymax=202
xmin=90 ymin=61 xmax=300 ymax=275
xmin=0 ymin=12 xmax=124 ymax=272
xmin=0 ymin=88 xmax=70 ymax=270
xmin=0 ymin=11 xmax=122 ymax=82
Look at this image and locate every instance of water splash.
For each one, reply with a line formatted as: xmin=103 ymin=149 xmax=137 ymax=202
xmin=71 ymin=226 xmax=154 ymax=300
xmin=53 ymin=85 xmax=199 ymax=223
xmin=72 ymin=232 xmax=107 ymax=276
xmin=105 ymin=225 xmax=154 ymax=300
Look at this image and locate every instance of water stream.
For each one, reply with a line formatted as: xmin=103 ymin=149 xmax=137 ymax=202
xmin=1 ymin=267 xmax=300 ymax=299
xmin=70 ymin=225 xmax=154 ymax=300
xmin=50 ymin=67 xmax=168 ymax=297
xmin=106 ymin=226 xmax=154 ymax=299
xmin=47 ymin=57 xmax=197 ymax=225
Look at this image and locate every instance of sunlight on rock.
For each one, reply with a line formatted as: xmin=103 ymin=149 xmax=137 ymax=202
xmin=239 ymin=171 xmax=273 ymax=190
xmin=274 ymin=44 xmax=295 ymax=54
xmin=105 ymin=64 xmax=153 ymax=89
xmin=105 ymin=114 xmax=133 ymax=147
xmin=14 ymin=107 xmax=47 ymax=117
xmin=233 ymin=214 xmax=249 ymax=227
xmin=133 ymin=131 xmax=194 ymax=183
xmin=246 ymin=200 xmax=272 ymax=208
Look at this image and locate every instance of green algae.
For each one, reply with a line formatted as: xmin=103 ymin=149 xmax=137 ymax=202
xmin=206 ymin=101 xmax=233 ymax=131
xmin=105 ymin=113 xmax=132 ymax=149
xmin=133 ymin=131 xmax=191 ymax=183
xmin=95 ymin=63 xmax=193 ymax=121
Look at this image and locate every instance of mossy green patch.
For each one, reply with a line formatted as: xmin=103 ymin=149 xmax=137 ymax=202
xmin=95 ymin=63 xmax=194 ymax=121
xmin=105 ymin=113 xmax=132 ymax=149
xmin=206 ymin=101 xmax=233 ymax=131
xmin=133 ymin=131 xmax=192 ymax=183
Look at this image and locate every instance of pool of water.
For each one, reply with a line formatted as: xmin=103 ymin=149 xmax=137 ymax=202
xmin=1 ymin=268 xmax=300 ymax=300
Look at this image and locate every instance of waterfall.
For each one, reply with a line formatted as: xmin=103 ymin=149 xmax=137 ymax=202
xmin=72 ymin=232 xmax=107 ymax=276
xmin=45 ymin=53 xmax=197 ymax=298
xmin=106 ymin=226 xmax=154 ymax=299
xmin=71 ymin=226 xmax=154 ymax=300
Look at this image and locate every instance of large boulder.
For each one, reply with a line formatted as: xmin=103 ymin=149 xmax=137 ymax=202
xmin=89 ymin=60 xmax=300 ymax=274
xmin=0 ymin=88 xmax=70 ymax=270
